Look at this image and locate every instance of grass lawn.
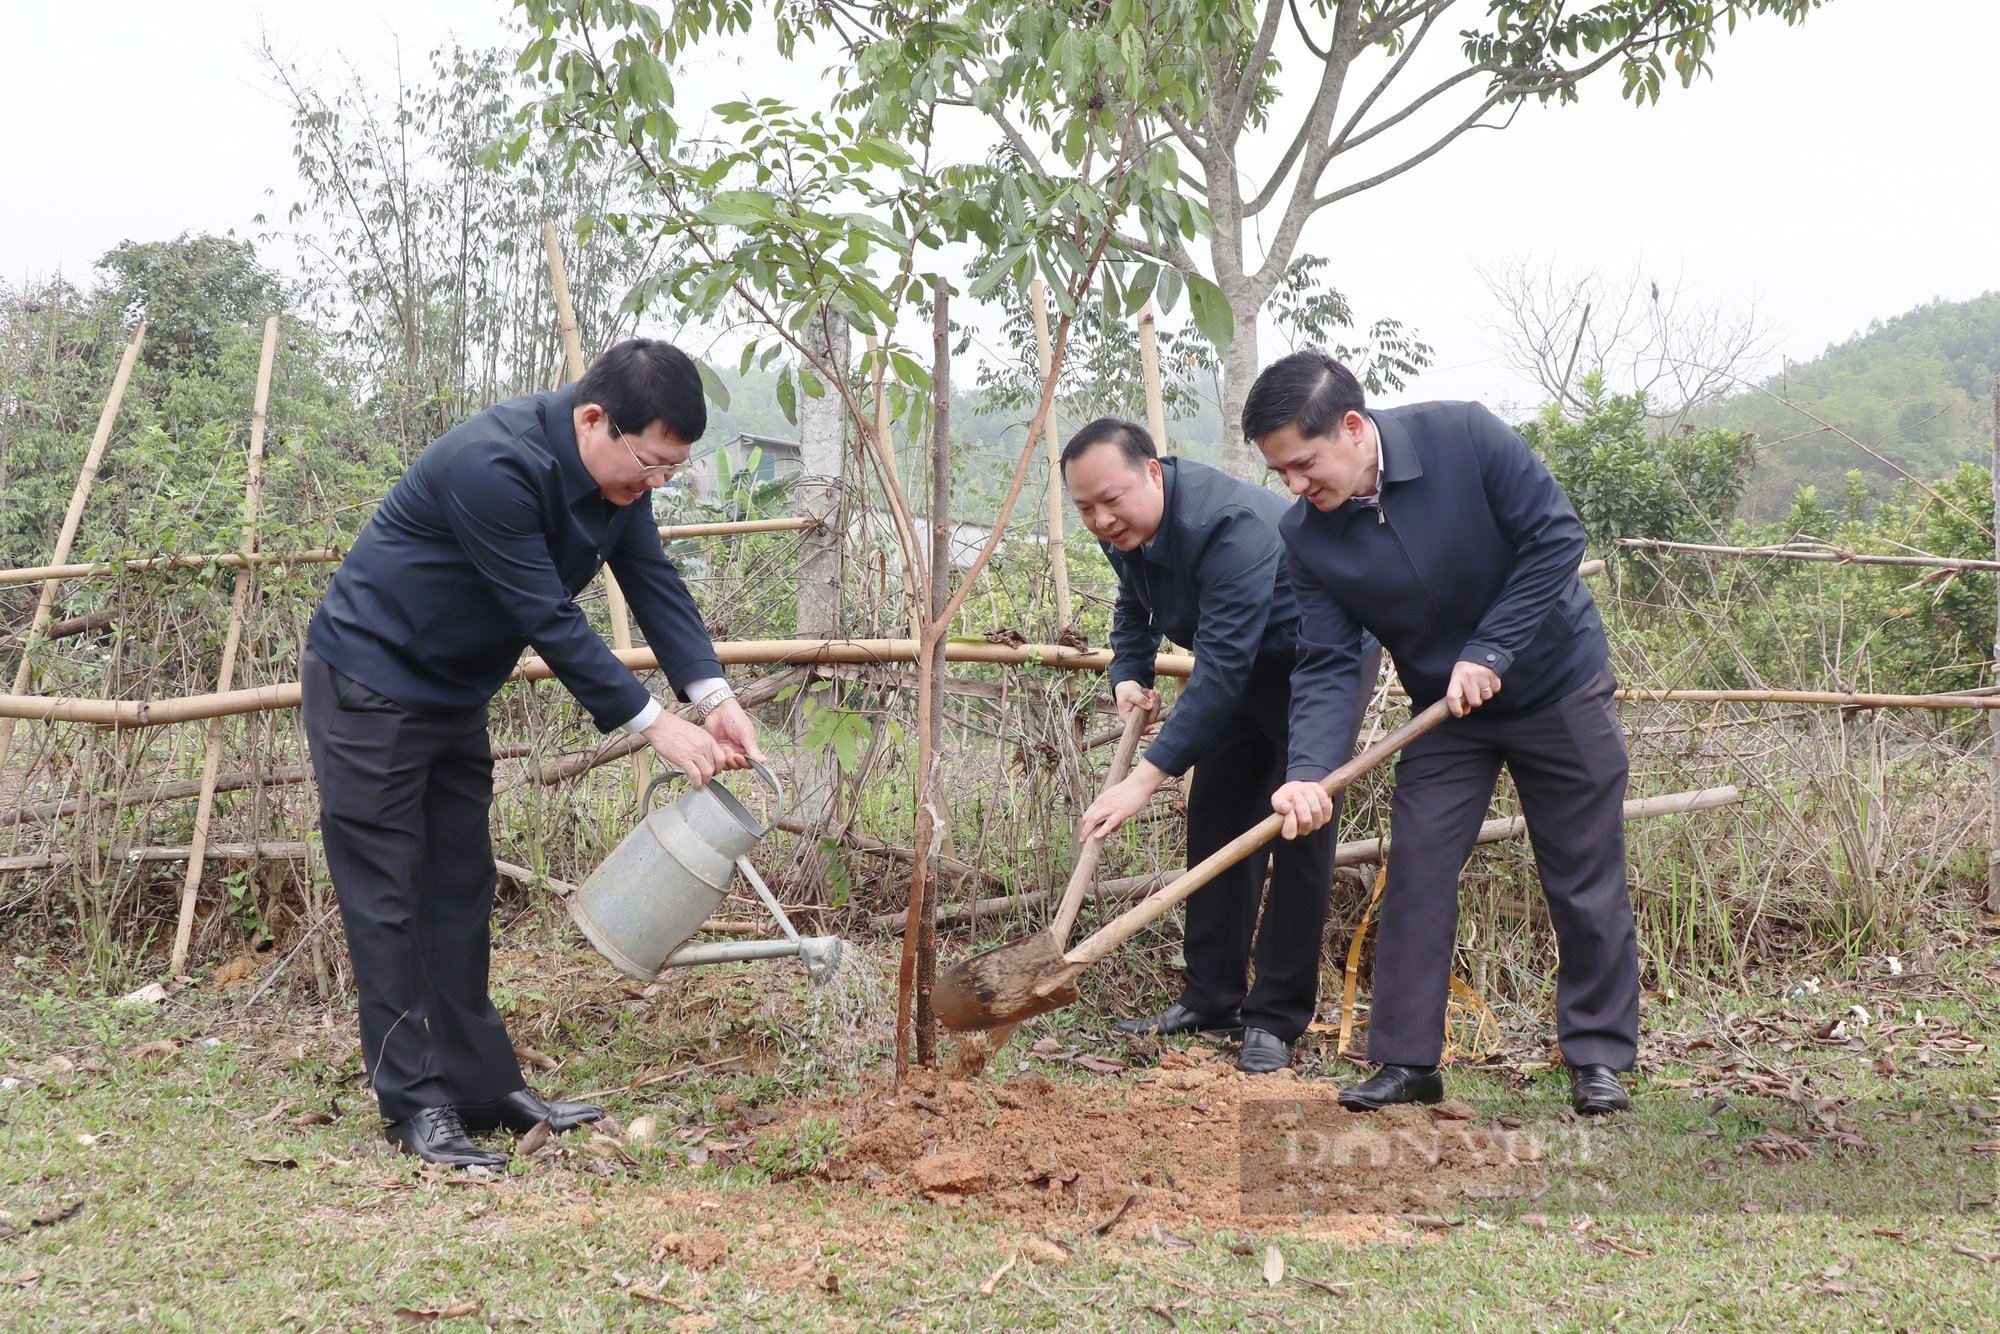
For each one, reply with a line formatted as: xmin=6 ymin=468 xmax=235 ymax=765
xmin=3 ymin=926 xmax=1997 ymax=1332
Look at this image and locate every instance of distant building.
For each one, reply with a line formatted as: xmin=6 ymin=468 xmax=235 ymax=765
xmin=680 ymin=432 xmax=803 ymax=501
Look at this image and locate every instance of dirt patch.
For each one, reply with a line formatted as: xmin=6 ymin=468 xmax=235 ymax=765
xmin=763 ymin=1048 xmax=1537 ymax=1241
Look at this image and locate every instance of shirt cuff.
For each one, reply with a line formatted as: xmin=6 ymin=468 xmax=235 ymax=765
xmin=621 ymin=698 xmax=664 ymax=734
xmin=685 ymin=676 xmax=730 ymax=708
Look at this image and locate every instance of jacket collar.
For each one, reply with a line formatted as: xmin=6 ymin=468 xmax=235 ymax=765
xmin=1371 ymin=410 xmax=1425 ymax=488
xmin=1138 ymin=456 xmax=1181 ymax=566
xmin=540 ymin=386 xmax=605 ymax=506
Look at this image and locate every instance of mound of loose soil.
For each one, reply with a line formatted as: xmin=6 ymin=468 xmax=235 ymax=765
xmin=769 ymin=1047 xmax=1542 ymax=1240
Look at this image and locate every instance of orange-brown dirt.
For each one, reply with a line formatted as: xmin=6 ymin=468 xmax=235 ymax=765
xmin=762 ymin=1045 xmax=1544 ymax=1242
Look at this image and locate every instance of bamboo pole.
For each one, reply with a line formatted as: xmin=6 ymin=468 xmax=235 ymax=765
xmin=1027 ymin=278 xmax=1074 ymax=635
xmin=1137 ymin=299 xmax=1167 ymax=451
xmin=864 ymin=334 xmax=902 ymax=489
xmin=544 ymin=223 xmax=646 ymax=794
xmin=1989 ymin=374 xmax=1999 ymax=913
xmin=0 ymin=519 xmax=811 ymax=588
xmin=0 ymin=323 xmax=145 ymax=774
xmin=11 ymin=646 xmax=2000 ymax=732
xmin=170 ymin=316 xmax=280 ymax=975
xmin=873 ymin=784 xmax=1745 ymax=930
xmin=1614 ymin=536 xmax=2000 ymax=574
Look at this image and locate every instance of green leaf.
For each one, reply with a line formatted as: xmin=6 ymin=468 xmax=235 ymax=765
xmin=695 ymin=360 xmax=731 ymax=411
xmin=697 ymin=190 xmax=776 ymax=226
xmin=1185 ymin=272 xmax=1234 ymax=352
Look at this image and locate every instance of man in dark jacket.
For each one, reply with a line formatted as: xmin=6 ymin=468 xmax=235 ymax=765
xmin=1246 ymin=349 xmax=1634 ymax=1116
xmin=303 ymin=339 xmax=763 ymax=1167
xmin=1066 ymin=418 xmax=1378 ymax=1074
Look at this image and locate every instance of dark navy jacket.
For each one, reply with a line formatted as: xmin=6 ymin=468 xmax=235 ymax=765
xmin=307 ymin=387 xmax=722 ymax=730
xmin=1283 ymin=401 xmax=1608 ymax=781
xmin=1105 ymin=457 xmax=1304 ymax=776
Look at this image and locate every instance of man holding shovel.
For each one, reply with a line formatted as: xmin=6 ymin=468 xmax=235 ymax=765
xmin=301 ymin=339 xmax=764 ymax=1167
xmin=1065 ymin=418 xmax=1379 ymax=1074
xmin=1246 ymin=349 xmax=1635 ymax=1115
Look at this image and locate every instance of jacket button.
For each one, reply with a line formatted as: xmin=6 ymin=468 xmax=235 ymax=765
xmin=1484 ymin=653 xmax=1497 ymax=662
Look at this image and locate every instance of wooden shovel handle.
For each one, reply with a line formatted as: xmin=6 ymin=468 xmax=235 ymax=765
xmin=1049 ymin=708 xmax=1151 ymax=945
xmin=1063 ymin=698 xmax=1453 ymax=969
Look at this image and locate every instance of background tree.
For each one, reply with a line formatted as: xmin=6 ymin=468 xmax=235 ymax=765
xmin=780 ymin=0 xmax=1825 ymax=474
xmin=1479 ymin=255 xmax=1773 ymax=421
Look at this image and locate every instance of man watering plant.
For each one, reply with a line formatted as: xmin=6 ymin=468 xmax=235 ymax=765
xmin=1064 ymin=417 xmax=1379 ymax=1075
xmin=301 ymin=339 xmax=764 ymax=1168
xmin=1247 ymin=349 xmax=1635 ymax=1116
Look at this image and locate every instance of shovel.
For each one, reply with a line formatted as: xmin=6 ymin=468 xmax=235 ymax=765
xmin=934 ymin=698 xmax=1452 ymax=1033
xmin=952 ymin=709 xmax=1151 ymax=1071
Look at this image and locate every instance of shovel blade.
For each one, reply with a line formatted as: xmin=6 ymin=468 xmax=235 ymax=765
xmin=933 ymin=933 xmax=1081 ymax=1032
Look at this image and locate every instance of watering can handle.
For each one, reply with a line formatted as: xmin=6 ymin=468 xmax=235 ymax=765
xmin=643 ymin=759 xmax=787 ymax=829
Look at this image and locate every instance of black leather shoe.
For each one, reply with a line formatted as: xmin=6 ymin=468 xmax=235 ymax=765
xmin=1236 ymin=1027 xmax=1291 ymax=1074
xmin=1116 ymin=1003 xmax=1243 ymax=1039
xmin=385 ymin=1106 xmax=507 ymax=1168
xmin=1569 ymin=1063 xmax=1630 ymax=1115
xmin=1337 ymin=1063 xmax=1444 ymax=1111
xmin=459 ymin=1088 xmax=605 ymax=1136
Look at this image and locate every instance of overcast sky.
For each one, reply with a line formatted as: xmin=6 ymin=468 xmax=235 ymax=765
xmin=6 ymin=1 xmax=1993 ymax=412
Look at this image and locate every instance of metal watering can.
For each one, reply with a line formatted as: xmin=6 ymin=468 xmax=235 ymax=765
xmin=570 ymin=761 xmax=842 ymax=985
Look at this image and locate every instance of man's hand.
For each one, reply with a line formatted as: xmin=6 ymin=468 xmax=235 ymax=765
xmin=702 ymin=697 xmax=765 ymax=770
xmin=1271 ymin=780 xmax=1334 ymax=840
xmin=1078 ymin=764 xmax=1167 ymax=843
xmin=642 ymin=711 xmax=728 ymax=786
xmin=1113 ymin=679 xmax=1161 ymax=726
xmin=1445 ymin=660 xmax=1503 ymax=717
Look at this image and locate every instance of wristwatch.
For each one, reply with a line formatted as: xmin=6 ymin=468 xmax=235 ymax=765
xmin=693 ymin=684 xmax=736 ymax=721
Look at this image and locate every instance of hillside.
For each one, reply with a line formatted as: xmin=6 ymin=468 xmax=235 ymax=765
xmin=1705 ymin=292 xmax=2000 ymax=520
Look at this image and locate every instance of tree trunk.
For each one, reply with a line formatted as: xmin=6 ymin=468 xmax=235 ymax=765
xmin=793 ymin=308 xmax=849 ymax=828
xmin=896 ymin=281 xmax=952 ymax=1076
xmin=1219 ymin=302 xmax=1262 ymax=480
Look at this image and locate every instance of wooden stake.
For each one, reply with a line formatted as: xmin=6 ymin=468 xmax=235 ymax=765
xmin=543 ymin=222 xmax=646 ymax=792
xmin=1137 ymin=299 xmax=1167 ymax=451
xmin=1027 ymin=278 xmax=1073 ymax=636
xmin=0 ymin=322 xmax=144 ymax=776
xmin=1989 ymin=374 xmax=1999 ymax=913
xmin=169 ymin=316 xmax=279 ymax=976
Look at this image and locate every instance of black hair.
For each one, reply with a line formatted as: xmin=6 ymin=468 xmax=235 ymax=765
xmin=1059 ymin=417 xmax=1157 ymax=474
xmin=1240 ymin=348 xmax=1365 ymax=444
xmin=574 ymin=338 xmax=708 ymax=444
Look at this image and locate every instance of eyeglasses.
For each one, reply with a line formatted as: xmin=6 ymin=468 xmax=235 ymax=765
xmin=610 ymin=421 xmax=682 ymax=481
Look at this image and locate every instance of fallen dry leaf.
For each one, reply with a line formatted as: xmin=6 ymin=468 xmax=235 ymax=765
xmin=513 ymin=1045 xmax=557 ymax=1071
xmin=1263 ymin=1244 xmax=1285 ymax=1286
xmin=251 ymin=1101 xmax=298 ymax=1126
xmin=977 ymin=1252 xmax=1017 ymax=1297
xmin=287 ymin=1111 xmax=334 ymax=1127
xmin=1020 ymin=1237 xmax=1071 ymax=1266
xmin=517 ymin=1120 xmax=552 ymax=1156
xmin=1587 ymin=1238 xmax=1653 ymax=1258
xmin=210 ymin=955 xmax=258 ymax=989
xmin=130 ymin=1040 xmax=178 ymax=1066
xmin=117 ymin=982 xmax=167 ymax=1007
xmin=1073 ymin=1054 xmax=1127 ymax=1075
xmin=4 ymin=1270 xmax=42 ymax=1289
xmin=31 ymin=1201 xmax=84 ymax=1229
xmin=393 ymin=1299 xmax=482 ymax=1323
xmin=1029 ymin=1038 xmax=1065 ymax=1055
xmin=1952 ymin=1244 xmax=2000 ymax=1264
xmin=1092 ymin=1192 xmax=1139 ymax=1236
xmin=244 ymin=1155 xmax=299 ymax=1171
xmin=1402 ymin=1214 xmax=1456 ymax=1230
